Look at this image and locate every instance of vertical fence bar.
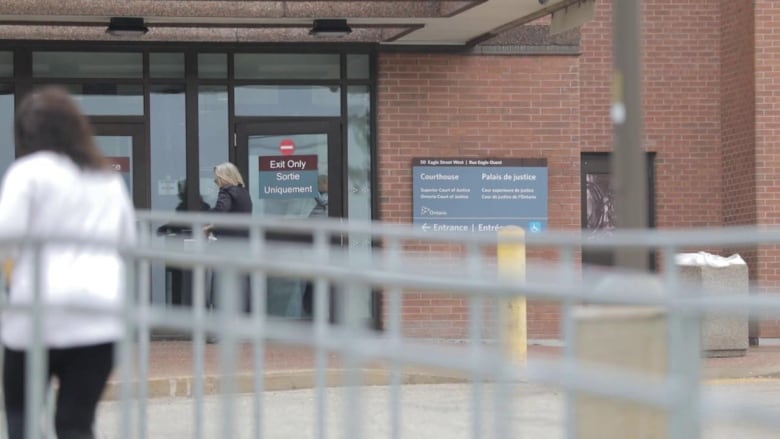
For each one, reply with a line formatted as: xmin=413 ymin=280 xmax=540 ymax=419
xmin=343 ymin=281 xmax=363 ymax=439
xmin=467 ymin=241 xmax=483 ymax=439
xmin=45 ymin=385 xmax=55 ymax=438
xmin=492 ymin=237 xmax=516 ymax=439
xmin=496 ymin=228 xmax=525 ymax=439
xmin=25 ymin=243 xmax=46 ymax=439
xmin=250 ymin=225 xmax=267 ymax=439
xmin=313 ymin=228 xmax=329 ymax=439
xmin=191 ymin=220 xmax=207 ymax=439
xmin=494 ymin=267 xmax=510 ymax=439
xmin=191 ymin=282 xmax=205 ymax=439
xmin=664 ymin=244 xmax=701 ymax=439
xmin=494 ymin=337 xmax=512 ymax=439
xmin=119 ymin=254 xmax=137 ymax=439
xmin=559 ymin=246 xmax=577 ymax=439
xmin=0 ymin=251 xmax=7 ymax=439
xmin=386 ymin=237 xmax=402 ymax=439
xmin=497 ymin=227 xmax=527 ymax=361
xmin=218 ymin=268 xmax=240 ymax=439
xmin=136 ymin=223 xmax=152 ymax=439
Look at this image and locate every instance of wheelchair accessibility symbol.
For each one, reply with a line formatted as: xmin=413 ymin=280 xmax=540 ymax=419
xmin=528 ymin=222 xmax=543 ymax=233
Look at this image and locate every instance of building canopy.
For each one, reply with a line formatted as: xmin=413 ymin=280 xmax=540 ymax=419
xmin=0 ymin=0 xmax=592 ymax=45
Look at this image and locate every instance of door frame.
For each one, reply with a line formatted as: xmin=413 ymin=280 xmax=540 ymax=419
xmin=234 ymin=117 xmax=344 ymax=218
xmin=234 ymin=117 xmax=384 ymax=328
xmin=91 ymin=118 xmax=150 ymax=208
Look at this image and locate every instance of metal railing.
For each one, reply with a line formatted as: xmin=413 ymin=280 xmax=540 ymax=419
xmin=3 ymin=210 xmax=780 ymax=438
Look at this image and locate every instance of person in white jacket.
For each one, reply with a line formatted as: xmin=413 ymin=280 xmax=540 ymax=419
xmin=0 ymin=86 xmax=136 ymax=439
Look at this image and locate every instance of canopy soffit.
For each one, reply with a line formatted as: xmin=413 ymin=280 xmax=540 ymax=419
xmin=0 ymin=0 xmax=587 ymax=45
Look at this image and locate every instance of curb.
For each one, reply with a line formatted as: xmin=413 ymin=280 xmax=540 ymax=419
xmin=102 ymin=369 xmax=470 ymax=401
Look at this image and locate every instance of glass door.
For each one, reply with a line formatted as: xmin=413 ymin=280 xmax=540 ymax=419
xmin=236 ymin=120 xmax=342 ymax=219
xmin=92 ymin=122 xmax=148 ymax=208
xmin=236 ymin=119 xmax=342 ymax=320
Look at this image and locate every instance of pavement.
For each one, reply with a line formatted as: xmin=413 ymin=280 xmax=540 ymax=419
xmin=87 ymin=341 xmax=780 ymax=438
xmin=103 ymin=340 xmax=780 ymax=400
xmin=95 ymin=382 xmax=780 ymax=439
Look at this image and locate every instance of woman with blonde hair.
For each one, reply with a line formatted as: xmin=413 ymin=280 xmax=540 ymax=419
xmin=205 ymin=162 xmax=252 ymax=324
xmin=213 ymin=162 xmax=246 ymax=188
xmin=207 ymin=162 xmax=252 ymax=238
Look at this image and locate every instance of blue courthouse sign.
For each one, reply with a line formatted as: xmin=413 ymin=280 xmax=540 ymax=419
xmin=412 ymin=158 xmax=548 ymax=233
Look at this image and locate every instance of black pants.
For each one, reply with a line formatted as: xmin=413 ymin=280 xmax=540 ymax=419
xmin=3 ymin=342 xmax=114 ymax=439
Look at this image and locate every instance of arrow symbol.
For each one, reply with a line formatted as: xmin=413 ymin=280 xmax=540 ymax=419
xmin=422 ymin=223 xmax=431 ymax=232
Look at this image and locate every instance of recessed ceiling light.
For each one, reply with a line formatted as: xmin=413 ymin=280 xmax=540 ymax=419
xmin=106 ymin=17 xmax=149 ymax=37
xmin=309 ymin=19 xmax=352 ymax=38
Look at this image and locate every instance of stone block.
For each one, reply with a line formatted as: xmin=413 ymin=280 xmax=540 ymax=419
xmin=677 ymin=253 xmax=748 ymax=358
xmin=574 ymin=304 xmax=667 ymax=439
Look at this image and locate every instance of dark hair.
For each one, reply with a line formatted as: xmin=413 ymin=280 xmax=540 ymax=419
xmin=14 ymin=86 xmax=108 ymax=170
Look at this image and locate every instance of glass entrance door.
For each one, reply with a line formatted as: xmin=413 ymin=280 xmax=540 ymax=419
xmin=92 ymin=122 xmax=148 ymax=208
xmin=236 ymin=120 xmax=342 ymax=219
xmin=236 ymin=120 xmax=342 ymax=319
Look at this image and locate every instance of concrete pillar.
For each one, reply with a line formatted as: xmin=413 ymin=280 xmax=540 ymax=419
xmin=574 ymin=306 xmax=667 ymax=438
xmin=677 ymin=252 xmax=748 ymax=357
xmin=573 ymin=273 xmax=668 ymax=438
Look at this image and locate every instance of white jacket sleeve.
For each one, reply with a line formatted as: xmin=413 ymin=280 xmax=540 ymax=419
xmin=0 ymin=164 xmax=32 ymax=243
xmin=118 ymin=183 xmax=137 ymax=247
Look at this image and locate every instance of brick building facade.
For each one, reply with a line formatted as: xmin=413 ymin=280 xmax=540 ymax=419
xmin=0 ymin=0 xmax=773 ymax=339
xmin=376 ymin=1 xmax=773 ymax=339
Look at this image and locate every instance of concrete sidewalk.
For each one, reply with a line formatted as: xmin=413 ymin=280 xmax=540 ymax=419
xmin=103 ymin=341 xmax=780 ymax=400
xmin=96 ymin=382 xmax=780 ymax=439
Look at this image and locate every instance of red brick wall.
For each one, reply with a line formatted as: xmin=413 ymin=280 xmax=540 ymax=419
xmin=720 ymin=1 xmax=758 ymax=339
xmin=377 ymin=0 xmax=737 ymax=340
xmin=377 ymin=53 xmax=580 ymax=339
xmin=754 ymin=1 xmax=780 ymax=336
xmin=579 ymin=1 xmax=612 ymax=154
xmin=580 ymin=1 xmax=722 ymax=229
xmin=722 ymin=1 xmax=756 ymax=229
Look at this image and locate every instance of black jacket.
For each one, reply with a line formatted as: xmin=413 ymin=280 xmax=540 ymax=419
xmin=211 ymin=184 xmax=253 ymax=238
xmin=156 ymin=198 xmax=211 ymax=237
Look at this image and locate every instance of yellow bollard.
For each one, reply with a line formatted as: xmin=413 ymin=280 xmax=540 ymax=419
xmin=497 ymin=226 xmax=527 ymax=361
xmin=2 ymin=259 xmax=12 ymax=279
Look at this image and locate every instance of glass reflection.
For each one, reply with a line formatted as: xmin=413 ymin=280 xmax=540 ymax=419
xmin=94 ymin=136 xmax=133 ymax=193
xmin=234 ymin=53 xmax=339 ymax=80
xmin=0 ymin=53 xmax=12 ymax=77
xmin=347 ymin=54 xmax=370 ymax=79
xmin=235 ymin=86 xmax=340 ymax=117
xmin=198 ymin=53 xmax=227 ymax=79
xmin=0 ymin=86 xmax=14 ymax=178
xmin=33 ymin=52 xmax=142 ymax=78
xmin=198 ymin=86 xmax=229 ymax=207
xmin=348 ymin=86 xmax=371 ymax=221
xmin=150 ymin=85 xmax=189 ymax=307
xmin=249 ymin=133 xmax=327 ymax=217
xmin=347 ymin=86 xmax=373 ymax=327
xmin=64 ymin=84 xmax=143 ymax=116
xmin=150 ymin=53 xmax=185 ymax=78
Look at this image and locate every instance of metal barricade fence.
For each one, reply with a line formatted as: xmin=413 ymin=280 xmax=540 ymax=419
xmin=2 ymin=210 xmax=780 ymax=438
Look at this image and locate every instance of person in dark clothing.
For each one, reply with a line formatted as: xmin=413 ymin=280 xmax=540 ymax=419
xmin=157 ymin=180 xmax=211 ymax=306
xmin=205 ymin=162 xmax=253 ymax=238
xmin=156 ymin=179 xmax=210 ymax=236
xmin=176 ymin=179 xmax=211 ymax=213
xmin=205 ymin=162 xmax=253 ymax=328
